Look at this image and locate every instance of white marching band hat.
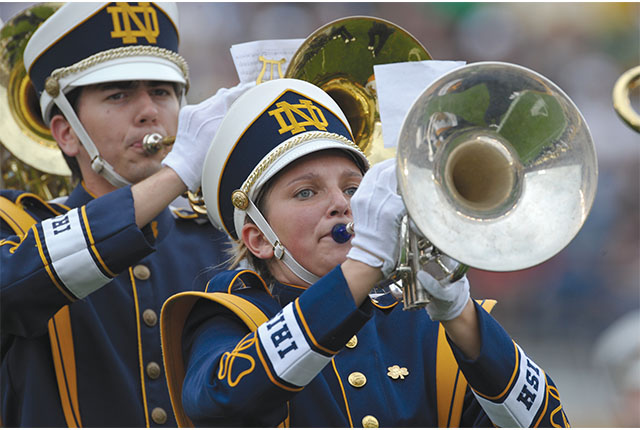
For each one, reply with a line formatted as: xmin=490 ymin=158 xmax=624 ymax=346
xmin=24 ymin=2 xmax=187 ymax=123
xmin=201 ymin=78 xmax=369 ymax=284
xmin=23 ymin=2 xmax=188 ymax=188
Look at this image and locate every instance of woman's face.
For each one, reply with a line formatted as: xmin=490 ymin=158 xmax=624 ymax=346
xmin=261 ymin=150 xmax=363 ymax=285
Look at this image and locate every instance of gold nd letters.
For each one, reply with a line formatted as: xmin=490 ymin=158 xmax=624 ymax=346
xmin=256 ymin=56 xmax=286 ymax=84
xmin=268 ymin=99 xmax=329 ymax=135
xmin=107 ymin=2 xmax=160 ymax=44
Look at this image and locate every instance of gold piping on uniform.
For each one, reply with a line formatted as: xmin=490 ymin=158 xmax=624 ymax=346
xmin=33 ymin=225 xmax=76 ymax=302
xmin=81 ymin=205 xmax=117 ymax=277
xmin=129 ymin=268 xmax=151 ymax=427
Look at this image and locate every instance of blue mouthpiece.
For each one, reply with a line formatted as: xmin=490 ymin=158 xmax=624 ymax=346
xmin=331 ymin=223 xmax=353 ymax=244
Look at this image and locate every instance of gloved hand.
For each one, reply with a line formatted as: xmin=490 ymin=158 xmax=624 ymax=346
xmin=346 ymin=158 xmax=406 ymax=277
xmin=162 ymin=81 xmax=256 ymax=191
xmin=417 ymin=271 xmax=470 ymax=321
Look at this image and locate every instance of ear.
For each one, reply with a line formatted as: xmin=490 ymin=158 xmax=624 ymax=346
xmin=241 ymin=223 xmax=274 ymax=260
xmin=50 ymin=114 xmax=81 ymax=157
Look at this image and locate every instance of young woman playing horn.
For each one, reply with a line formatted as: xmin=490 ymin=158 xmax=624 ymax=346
xmin=161 ymin=78 xmax=569 ymax=428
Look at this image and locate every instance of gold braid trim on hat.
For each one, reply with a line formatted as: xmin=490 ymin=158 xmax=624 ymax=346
xmin=240 ymin=131 xmax=365 ymax=196
xmin=46 ymin=46 xmax=189 ymax=95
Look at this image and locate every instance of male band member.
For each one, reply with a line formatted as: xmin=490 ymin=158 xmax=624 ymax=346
xmin=0 ymin=2 xmax=251 ymax=426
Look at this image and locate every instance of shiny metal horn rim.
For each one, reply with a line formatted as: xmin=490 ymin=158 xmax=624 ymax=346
xmin=0 ymin=2 xmax=70 ymax=177
xmin=612 ymin=65 xmax=640 ymax=132
xmin=397 ymin=61 xmax=598 ymax=272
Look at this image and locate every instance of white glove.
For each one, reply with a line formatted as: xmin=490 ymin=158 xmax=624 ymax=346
xmin=417 ymin=271 xmax=470 ymax=321
xmin=346 ymin=158 xmax=406 ymax=276
xmin=162 ymin=82 xmax=256 ymax=191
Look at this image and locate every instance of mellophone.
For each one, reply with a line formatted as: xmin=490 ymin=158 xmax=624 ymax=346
xmin=144 ymin=17 xmax=600 ymax=311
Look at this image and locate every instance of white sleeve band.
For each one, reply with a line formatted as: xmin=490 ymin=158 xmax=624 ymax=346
xmin=42 ymin=209 xmax=111 ymax=299
xmin=257 ymin=303 xmax=332 ymax=387
xmin=473 ymin=344 xmax=546 ymax=427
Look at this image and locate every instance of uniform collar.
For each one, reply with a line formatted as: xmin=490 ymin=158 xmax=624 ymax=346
xmin=271 ymin=282 xmax=307 ymax=307
xmin=64 ymin=181 xmax=99 ymax=208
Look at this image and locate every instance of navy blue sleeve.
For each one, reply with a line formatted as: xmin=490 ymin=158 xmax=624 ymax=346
xmin=0 ymin=187 xmax=154 ymax=338
xmin=450 ymin=301 xmax=570 ymax=427
xmin=180 ymin=266 xmax=373 ymax=426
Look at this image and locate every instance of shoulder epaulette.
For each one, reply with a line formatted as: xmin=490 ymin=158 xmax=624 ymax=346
xmin=0 ymin=190 xmax=69 ymax=221
xmin=161 ymin=290 xmax=270 ymax=427
xmin=206 ymin=269 xmax=272 ymax=296
xmin=0 ymin=195 xmax=37 ymax=237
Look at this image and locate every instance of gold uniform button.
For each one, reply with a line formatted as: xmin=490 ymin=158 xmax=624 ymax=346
xmin=345 ymin=335 xmax=358 ymax=349
xmin=348 ymin=371 xmax=367 ymax=388
xmin=146 ymin=361 xmax=161 ymax=379
xmin=133 ymin=264 xmax=151 ymax=280
xmin=362 ymin=415 xmax=379 ymax=427
xmin=151 ymin=407 xmax=167 ymax=425
xmin=142 ymin=309 xmax=158 ymax=327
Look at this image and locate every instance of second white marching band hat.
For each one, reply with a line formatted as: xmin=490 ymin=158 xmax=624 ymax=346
xmin=24 ymin=2 xmax=188 ymax=123
xmin=22 ymin=2 xmax=189 ymax=188
xmin=201 ymin=78 xmax=369 ymax=242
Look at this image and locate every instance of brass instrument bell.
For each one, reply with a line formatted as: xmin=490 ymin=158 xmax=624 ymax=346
xmin=392 ymin=62 xmax=598 ymax=309
xmin=0 ymin=3 xmax=72 ymax=199
xmin=613 ymin=65 xmax=640 ymax=132
xmin=285 ymin=16 xmax=431 ymax=164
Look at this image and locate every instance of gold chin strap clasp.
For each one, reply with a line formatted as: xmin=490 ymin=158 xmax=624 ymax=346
xmin=231 ymin=190 xmax=249 ymax=210
xmin=45 ymin=76 xmax=60 ymax=97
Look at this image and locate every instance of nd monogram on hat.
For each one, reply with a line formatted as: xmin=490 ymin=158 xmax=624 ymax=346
xmin=23 ymin=2 xmax=188 ymax=123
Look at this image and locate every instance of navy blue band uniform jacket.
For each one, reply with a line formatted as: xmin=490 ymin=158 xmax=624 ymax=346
xmin=0 ymin=183 xmax=228 ymax=427
xmin=165 ymin=266 xmax=570 ymax=427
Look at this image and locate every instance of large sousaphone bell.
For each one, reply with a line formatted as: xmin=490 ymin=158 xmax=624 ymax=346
xmin=393 ymin=62 xmax=598 ymax=309
xmin=0 ymin=2 xmax=72 ymax=199
xmin=187 ymin=16 xmax=432 ymax=216
xmin=285 ymin=16 xmax=431 ymax=163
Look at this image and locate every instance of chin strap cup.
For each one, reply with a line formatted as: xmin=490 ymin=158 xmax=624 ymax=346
xmin=90 ymin=155 xmax=131 ymax=189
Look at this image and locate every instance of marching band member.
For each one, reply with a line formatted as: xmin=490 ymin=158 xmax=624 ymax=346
xmin=161 ymin=78 xmax=570 ymax=427
xmin=0 ymin=2 xmax=251 ymax=426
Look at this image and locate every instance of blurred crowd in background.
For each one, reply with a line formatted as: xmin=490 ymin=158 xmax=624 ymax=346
xmin=1 ymin=2 xmax=638 ymax=427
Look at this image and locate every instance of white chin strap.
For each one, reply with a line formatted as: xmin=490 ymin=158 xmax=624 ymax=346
xmin=244 ymin=198 xmax=320 ymax=286
xmin=53 ymin=92 xmax=131 ymax=188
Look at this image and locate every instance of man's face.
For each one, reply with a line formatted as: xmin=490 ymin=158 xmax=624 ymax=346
xmin=75 ymin=80 xmax=180 ymax=184
xmin=261 ymin=150 xmax=363 ymax=283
